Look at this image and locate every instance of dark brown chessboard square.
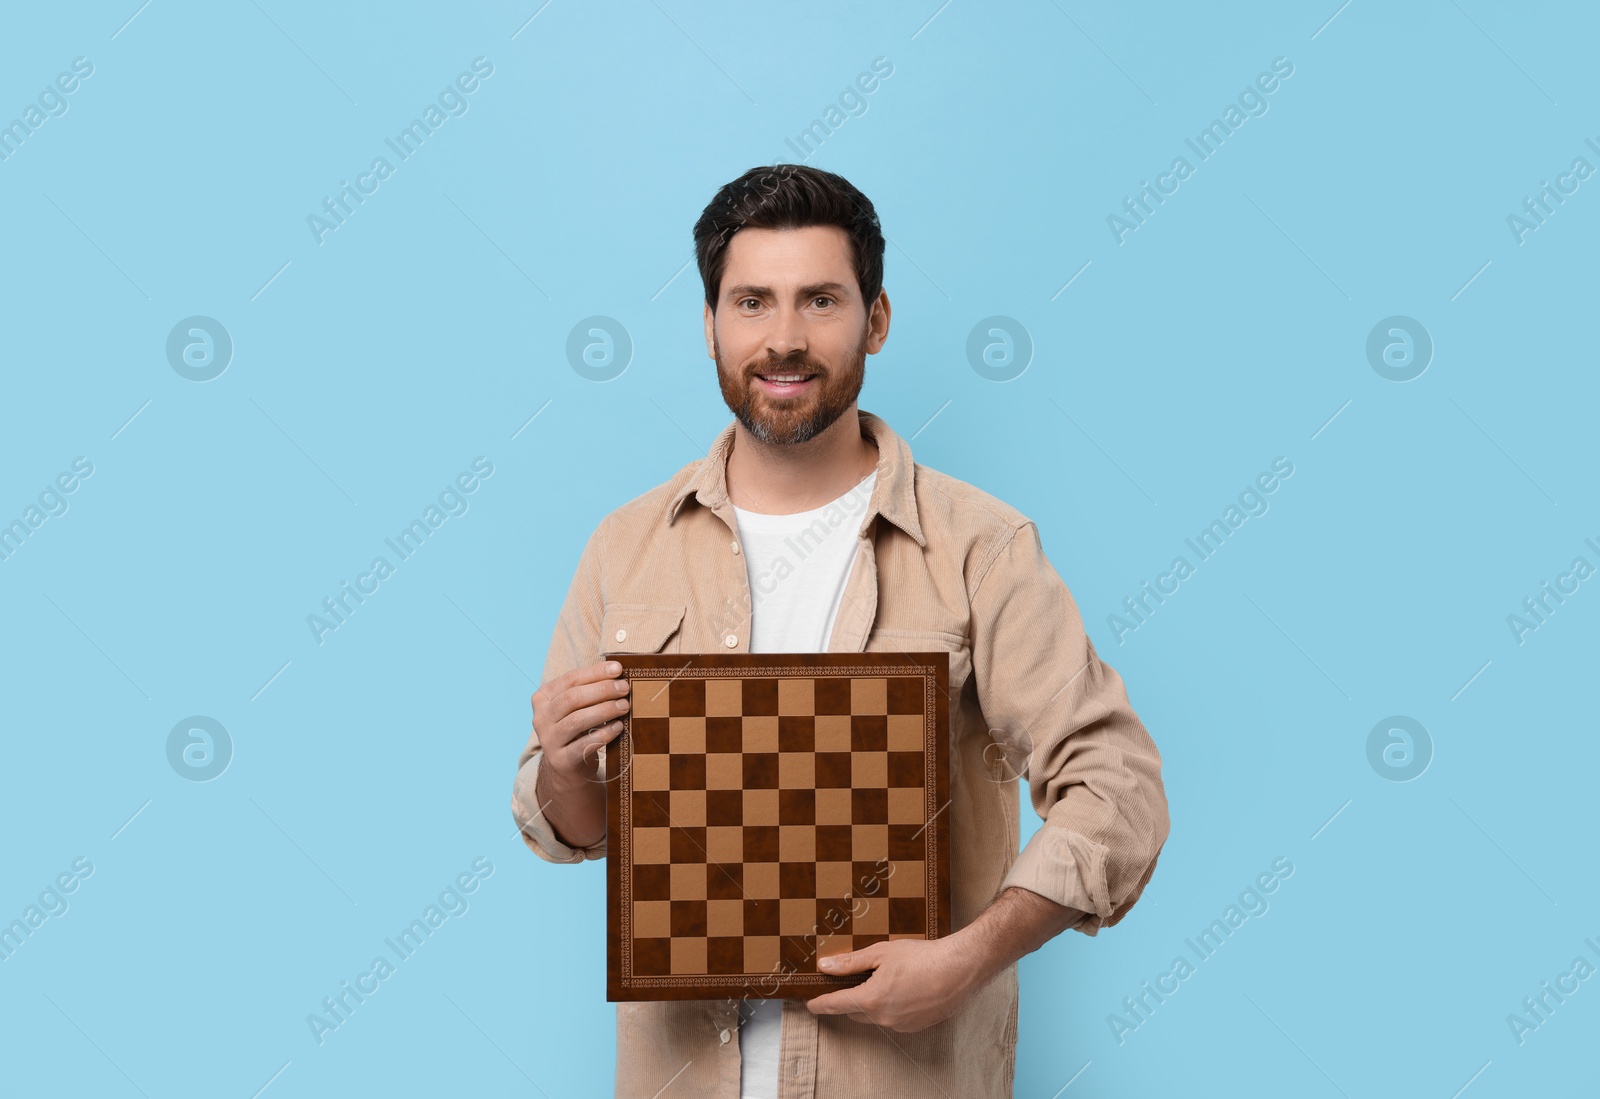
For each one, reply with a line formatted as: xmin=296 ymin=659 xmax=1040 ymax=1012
xmin=742 ymin=752 xmax=778 ymax=789
xmin=606 ymin=652 xmax=950 ymax=1002
xmin=634 ymin=938 xmax=671 ymax=976
xmin=851 ymin=788 xmax=888 ymax=824
xmin=887 ymin=676 xmax=925 ymax=714
xmin=706 ymin=862 xmax=744 ymax=901
xmin=814 ymin=752 xmax=852 ymax=788
xmin=669 ymin=899 xmax=707 ymax=937
xmin=707 ymin=937 xmax=744 ymax=975
xmin=743 ymin=897 xmax=780 ymax=935
xmin=813 ymin=676 xmax=852 ymax=714
xmin=668 ymin=827 xmax=706 ymax=862
xmin=630 ymin=717 xmax=670 ymax=754
xmin=667 ymin=678 xmax=705 ymax=715
xmin=706 ymin=716 xmax=743 ymax=752
xmin=778 ymin=789 xmax=815 ymax=825
xmin=816 ymin=824 xmax=852 ymax=861
xmin=668 ymin=755 xmax=705 ymax=790
xmin=778 ymin=862 xmax=816 ymax=898
xmin=706 ymin=789 xmax=742 ymax=824
xmin=850 ymin=714 xmax=888 ymax=751
xmin=741 ymin=678 xmax=779 ymax=715
xmin=633 ymin=864 xmax=671 ymax=901
xmin=742 ymin=825 xmax=779 ymax=862
xmin=631 ymin=791 xmax=670 ymax=828
xmin=778 ymin=715 xmax=815 ymax=751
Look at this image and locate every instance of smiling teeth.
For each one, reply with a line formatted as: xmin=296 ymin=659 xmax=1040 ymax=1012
xmin=764 ymin=374 xmax=810 ymax=382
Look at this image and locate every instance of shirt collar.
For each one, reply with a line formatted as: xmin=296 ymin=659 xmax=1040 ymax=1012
xmin=667 ymin=408 xmax=926 ymax=548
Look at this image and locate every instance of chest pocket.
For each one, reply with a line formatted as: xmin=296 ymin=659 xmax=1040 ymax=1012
xmin=600 ymin=602 xmax=686 ymax=655
xmin=865 ymin=626 xmax=971 ymax=697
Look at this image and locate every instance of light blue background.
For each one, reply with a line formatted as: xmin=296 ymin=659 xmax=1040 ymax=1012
xmin=2 ymin=2 xmax=1595 ymax=1096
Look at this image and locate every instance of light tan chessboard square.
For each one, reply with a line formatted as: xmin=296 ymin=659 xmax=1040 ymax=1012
xmin=850 ymin=677 xmax=887 ymax=715
xmin=888 ymin=787 xmax=925 ymax=825
xmin=746 ymin=936 xmax=780 ymax=974
xmin=634 ymin=828 xmax=670 ymax=864
xmin=705 ymin=678 xmax=743 ymax=716
xmin=852 ymin=751 xmax=888 ymax=788
xmin=633 ymin=680 xmax=672 ymax=717
xmin=706 ymin=826 xmax=742 ymax=863
xmin=889 ymin=861 xmax=925 ymax=896
xmin=817 ymin=861 xmax=852 ymax=899
xmin=778 ymin=752 xmax=815 ymax=788
xmin=633 ymin=899 xmax=670 ymax=938
xmin=708 ymin=898 xmax=743 ymax=937
xmin=669 ymin=789 xmax=706 ymax=827
xmin=779 ymin=824 xmax=816 ymax=862
xmin=744 ymin=789 xmax=779 ymax=825
xmin=852 ymin=824 xmax=889 ymax=860
xmin=815 ymin=714 xmax=852 ymax=752
xmin=853 ymin=896 xmax=889 ymax=934
xmin=778 ymin=678 xmax=814 ymax=715
xmin=670 ymin=862 xmax=706 ymax=897
xmin=706 ymin=753 xmax=742 ymax=790
xmin=631 ymin=753 xmax=669 ymax=791
xmin=816 ymin=788 xmax=852 ymax=824
xmin=668 ymin=716 xmax=706 ymax=754
xmin=887 ymin=714 xmax=923 ymax=751
xmin=742 ymin=715 xmax=779 ymax=752
xmin=671 ymin=937 xmax=706 ymax=975
xmin=744 ymin=862 xmax=780 ymax=898
xmin=815 ymin=933 xmax=850 ymax=958
xmin=780 ymin=898 xmax=816 ymax=936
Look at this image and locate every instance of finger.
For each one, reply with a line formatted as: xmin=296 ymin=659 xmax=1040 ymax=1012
xmin=564 ymin=659 xmax=625 ymax=690
xmin=540 ymin=673 xmax=632 ymax=753
xmin=535 ymin=661 xmax=626 ymax=720
xmin=817 ymin=945 xmax=881 ymax=975
xmin=572 ymin=719 xmax=627 ymax=769
xmin=807 ymin=987 xmax=879 ymax=1020
xmin=557 ymin=691 xmax=633 ymax=745
xmin=804 ymin=990 xmax=856 ymax=1015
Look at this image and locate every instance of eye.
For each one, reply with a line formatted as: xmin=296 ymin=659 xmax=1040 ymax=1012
xmin=739 ymin=298 xmax=761 ymax=311
xmin=812 ymin=296 xmax=834 ymax=308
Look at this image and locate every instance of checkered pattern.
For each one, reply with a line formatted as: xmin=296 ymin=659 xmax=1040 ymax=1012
xmin=615 ymin=670 xmax=940 ymax=992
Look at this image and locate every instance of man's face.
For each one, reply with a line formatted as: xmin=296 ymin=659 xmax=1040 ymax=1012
xmin=704 ymin=225 xmax=888 ymax=446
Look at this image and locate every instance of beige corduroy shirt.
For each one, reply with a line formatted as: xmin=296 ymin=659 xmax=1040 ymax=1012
xmin=512 ymin=408 xmax=1168 ymax=1098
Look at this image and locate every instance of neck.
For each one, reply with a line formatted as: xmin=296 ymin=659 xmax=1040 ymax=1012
xmin=726 ymin=407 xmax=878 ymax=515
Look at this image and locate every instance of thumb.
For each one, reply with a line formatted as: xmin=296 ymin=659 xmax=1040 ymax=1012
xmin=818 ymin=942 xmax=884 ymax=975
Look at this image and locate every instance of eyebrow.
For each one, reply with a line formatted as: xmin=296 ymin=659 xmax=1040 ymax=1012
xmin=724 ymin=281 xmax=852 ymax=301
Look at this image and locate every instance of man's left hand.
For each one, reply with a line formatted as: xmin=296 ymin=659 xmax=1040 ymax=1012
xmin=803 ymin=936 xmax=989 ymax=1033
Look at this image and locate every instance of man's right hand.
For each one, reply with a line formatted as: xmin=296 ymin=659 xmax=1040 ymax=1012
xmin=530 ymin=659 xmax=630 ymax=849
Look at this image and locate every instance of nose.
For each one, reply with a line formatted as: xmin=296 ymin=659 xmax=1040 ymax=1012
xmin=764 ymin=305 xmax=808 ymax=362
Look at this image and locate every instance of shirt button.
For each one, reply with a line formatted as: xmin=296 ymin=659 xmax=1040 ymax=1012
xmin=719 ymin=1028 xmax=731 ymax=1044
xmin=724 ymin=635 xmax=738 ymax=648
xmin=731 ymin=541 xmax=741 ymax=555
xmin=614 ymin=628 xmax=627 ymax=643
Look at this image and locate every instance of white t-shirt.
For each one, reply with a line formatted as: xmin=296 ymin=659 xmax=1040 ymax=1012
xmin=730 ymin=468 xmax=876 ymax=1099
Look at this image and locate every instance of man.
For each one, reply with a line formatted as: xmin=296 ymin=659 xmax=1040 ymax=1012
xmin=512 ymin=164 xmax=1169 ymax=1098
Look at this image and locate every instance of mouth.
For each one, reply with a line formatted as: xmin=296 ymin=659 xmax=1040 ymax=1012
xmin=753 ymin=371 xmax=818 ymax=396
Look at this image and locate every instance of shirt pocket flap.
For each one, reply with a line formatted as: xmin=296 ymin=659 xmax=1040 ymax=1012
xmin=600 ymin=602 xmax=686 ymax=654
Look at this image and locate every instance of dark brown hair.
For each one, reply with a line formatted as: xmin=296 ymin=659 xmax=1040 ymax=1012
xmin=693 ymin=164 xmax=885 ymax=313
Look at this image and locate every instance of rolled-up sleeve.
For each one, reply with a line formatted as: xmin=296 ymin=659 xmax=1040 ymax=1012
xmin=512 ymin=517 xmax=611 ymax=864
xmin=970 ymin=520 xmax=1169 ymax=934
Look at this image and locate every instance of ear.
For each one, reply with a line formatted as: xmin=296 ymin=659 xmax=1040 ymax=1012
xmin=703 ymin=301 xmax=717 ymax=360
xmin=864 ymin=290 xmax=891 ymax=354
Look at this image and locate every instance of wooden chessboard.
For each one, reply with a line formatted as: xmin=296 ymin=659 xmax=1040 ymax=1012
xmin=603 ymin=652 xmax=951 ymax=1002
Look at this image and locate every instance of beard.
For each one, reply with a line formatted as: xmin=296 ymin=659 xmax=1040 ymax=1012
xmin=714 ymin=326 xmax=869 ymax=447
